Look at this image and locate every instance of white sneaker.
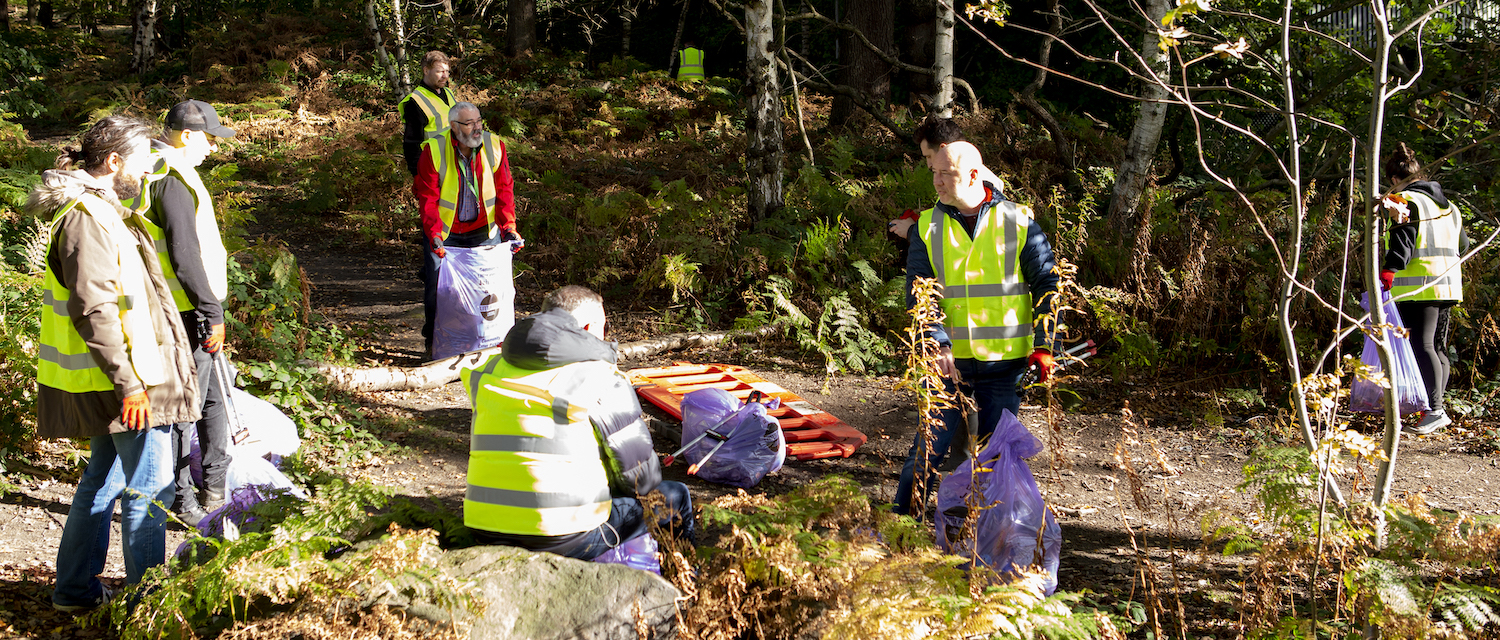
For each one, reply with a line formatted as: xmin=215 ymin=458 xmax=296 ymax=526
xmin=1410 ymin=409 xmax=1451 ymax=435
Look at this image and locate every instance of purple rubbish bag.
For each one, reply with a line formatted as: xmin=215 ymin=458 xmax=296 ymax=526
xmin=679 ymin=388 xmax=785 ymax=488
xmin=935 ymin=409 xmax=1062 ymax=595
xmin=1349 ymin=291 xmax=1430 ymax=415
xmin=592 ymin=532 xmax=661 ymax=574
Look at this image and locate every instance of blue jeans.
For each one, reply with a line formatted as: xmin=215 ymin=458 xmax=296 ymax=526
xmin=565 ymin=481 xmax=696 ymax=561
xmin=53 ymin=425 xmax=175 ymax=608
xmin=894 ymin=357 xmax=1026 ymax=515
xmin=420 ymin=228 xmax=506 ymax=354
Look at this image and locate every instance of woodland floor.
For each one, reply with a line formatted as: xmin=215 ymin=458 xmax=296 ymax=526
xmin=4 ymin=232 xmax=1500 ymax=639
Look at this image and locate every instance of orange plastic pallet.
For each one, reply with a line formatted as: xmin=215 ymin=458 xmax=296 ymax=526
xmin=627 ymin=362 xmax=868 ymax=461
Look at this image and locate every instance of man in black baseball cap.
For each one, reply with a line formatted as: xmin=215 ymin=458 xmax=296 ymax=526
xmin=165 ymin=99 xmax=237 ymax=139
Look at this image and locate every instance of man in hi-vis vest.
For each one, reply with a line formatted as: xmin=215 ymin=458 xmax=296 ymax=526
xmin=138 ymin=100 xmax=237 ymax=526
xmin=30 ymin=115 xmax=200 ymax=612
xmin=894 ymin=142 xmax=1060 ymax=516
xmin=414 ymin=102 xmax=522 ymax=358
xmin=463 ymin=286 xmax=694 ymax=559
xmin=399 ymin=51 xmax=457 ymax=176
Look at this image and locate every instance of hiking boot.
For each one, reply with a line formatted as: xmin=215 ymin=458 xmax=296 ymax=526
xmin=176 ymin=507 xmax=209 ymax=528
xmin=53 ymin=585 xmax=112 ymax=613
xmin=1410 ymin=409 xmax=1451 ymax=435
xmin=202 ymin=489 xmax=226 ymax=513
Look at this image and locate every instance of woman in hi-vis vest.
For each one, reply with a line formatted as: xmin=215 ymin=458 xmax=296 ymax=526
xmin=1379 ymin=142 xmax=1468 ymax=435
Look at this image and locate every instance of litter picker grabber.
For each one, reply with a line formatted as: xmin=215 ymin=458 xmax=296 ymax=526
xmin=212 ymin=350 xmax=251 ymax=446
xmin=664 ymin=391 xmax=773 ymax=474
xmin=1018 ymin=339 xmax=1098 ymax=394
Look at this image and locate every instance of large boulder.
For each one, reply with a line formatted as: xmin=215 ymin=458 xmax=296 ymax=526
xmin=400 ymin=545 xmax=681 ymax=640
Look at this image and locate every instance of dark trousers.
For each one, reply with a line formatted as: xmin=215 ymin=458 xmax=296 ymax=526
xmin=894 ymin=357 xmax=1027 ymax=516
xmin=420 ymin=228 xmax=503 ymax=355
xmin=1397 ymin=301 xmax=1455 ymax=412
xmin=173 ymin=313 xmax=230 ymax=512
xmin=473 ymin=481 xmax=696 ymax=561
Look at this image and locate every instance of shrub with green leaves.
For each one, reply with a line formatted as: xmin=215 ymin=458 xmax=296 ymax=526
xmin=0 ymin=270 xmax=40 ymax=459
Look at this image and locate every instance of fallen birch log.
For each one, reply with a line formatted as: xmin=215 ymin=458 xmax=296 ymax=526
xmin=309 ymin=324 xmax=782 ymax=393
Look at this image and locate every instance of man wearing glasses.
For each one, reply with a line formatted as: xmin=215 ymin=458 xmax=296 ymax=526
xmin=413 ymin=102 xmax=522 ymax=359
xmin=132 ymin=99 xmax=237 ymax=526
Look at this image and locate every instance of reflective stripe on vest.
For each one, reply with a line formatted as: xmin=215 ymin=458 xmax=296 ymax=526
xmin=1389 ymin=191 xmax=1463 ymax=302
xmin=462 ymin=355 xmax=612 ymax=537
xmin=399 ymin=85 xmax=457 ymax=140
xmin=921 ymin=201 xmax=1034 ymax=361
xmin=678 ymin=48 xmax=704 ymax=80
xmin=423 ymin=131 xmax=502 ymax=242
xmin=39 ymin=195 xmax=165 ymax=393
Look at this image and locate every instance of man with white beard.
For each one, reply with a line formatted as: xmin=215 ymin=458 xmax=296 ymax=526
xmin=413 ymin=102 xmax=522 ymax=358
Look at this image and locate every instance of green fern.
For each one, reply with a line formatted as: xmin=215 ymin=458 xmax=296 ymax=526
xmin=1433 ymin=583 xmax=1500 ymax=632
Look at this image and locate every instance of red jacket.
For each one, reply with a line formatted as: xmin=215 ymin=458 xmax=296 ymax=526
xmin=414 ymin=134 xmax=517 ymax=241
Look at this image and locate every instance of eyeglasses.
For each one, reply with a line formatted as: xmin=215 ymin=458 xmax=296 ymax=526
xmin=452 ymin=118 xmax=484 ymax=128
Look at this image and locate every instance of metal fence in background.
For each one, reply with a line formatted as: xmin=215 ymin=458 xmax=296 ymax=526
xmin=1313 ymin=0 xmax=1500 ymax=47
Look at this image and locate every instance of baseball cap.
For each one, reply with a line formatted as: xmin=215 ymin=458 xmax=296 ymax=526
xmin=165 ymin=100 xmax=236 ymax=138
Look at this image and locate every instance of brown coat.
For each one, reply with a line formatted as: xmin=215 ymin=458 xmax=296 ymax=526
xmin=29 ymin=169 xmax=200 ymax=438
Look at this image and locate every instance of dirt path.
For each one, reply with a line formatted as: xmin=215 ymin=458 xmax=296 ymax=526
xmin=5 ymin=236 xmax=1500 ymax=638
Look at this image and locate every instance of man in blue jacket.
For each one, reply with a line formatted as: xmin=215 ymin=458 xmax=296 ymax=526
xmin=894 ymin=142 xmax=1060 ymax=516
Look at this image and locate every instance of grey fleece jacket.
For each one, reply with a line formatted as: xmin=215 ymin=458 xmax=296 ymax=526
xmin=28 ymin=169 xmax=200 ymax=438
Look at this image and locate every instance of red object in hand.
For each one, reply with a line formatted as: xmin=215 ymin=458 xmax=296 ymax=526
xmin=1027 ymin=349 xmax=1057 ymax=383
xmin=121 ymin=391 xmax=152 ymax=431
xmin=1379 ymin=270 xmax=1395 ymax=292
xmin=203 ymin=323 xmax=225 ymax=354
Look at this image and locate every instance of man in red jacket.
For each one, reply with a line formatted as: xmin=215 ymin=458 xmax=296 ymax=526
xmin=413 ymin=101 xmax=522 ymax=358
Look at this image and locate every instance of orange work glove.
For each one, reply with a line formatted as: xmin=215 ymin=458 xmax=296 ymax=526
xmin=431 ymin=235 xmax=447 ymax=259
xmin=121 ymin=391 xmax=152 ymax=431
xmin=1027 ymin=349 xmax=1057 ymax=383
xmin=1379 ymin=269 xmax=1395 ymax=292
xmin=501 ymin=228 xmax=524 ymax=254
xmin=203 ymin=323 xmax=225 ymax=354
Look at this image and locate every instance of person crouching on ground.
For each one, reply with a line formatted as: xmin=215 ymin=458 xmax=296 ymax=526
xmin=30 ymin=115 xmax=201 ymax=612
xmin=462 ymin=285 xmax=694 ymax=559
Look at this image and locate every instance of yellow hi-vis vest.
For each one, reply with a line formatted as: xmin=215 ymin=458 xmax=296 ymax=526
xmin=677 ymin=48 xmax=704 ymax=81
xmin=39 ymin=195 xmax=166 ymax=393
xmin=1390 ymin=191 xmax=1463 ymax=303
xmin=919 ymin=201 xmax=1035 ymax=361
xmin=124 ymin=148 xmax=229 ymax=312
xmin=398 ymin=84 xmax=458 ymax=140
xmin=422 ymin=130 xmax=503 ymax=242
xmin=462 ymin=355 xmax=613 ymax=537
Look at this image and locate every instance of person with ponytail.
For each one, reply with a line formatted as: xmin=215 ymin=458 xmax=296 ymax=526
xmin=1379 ymin=142 xmax=1468 ymax=435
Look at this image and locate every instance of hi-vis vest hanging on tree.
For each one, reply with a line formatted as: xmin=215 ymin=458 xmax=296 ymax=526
xmin=399 ymin=85 xmax=458 ymax=140
xmin=677 ymin=48 xmax=704 ymax=81
xmin=919 ymin=201 xmax=1035 ymax=362
xmin=1390 ymin=191 xmax=1464 ymax=303
xmin=422 ymin=130 xmax=504 ymax=241
xmin=462 ymin=356 xmax=614 ymax=537
xmin=40 ymin=195 xmax=166 ymax=393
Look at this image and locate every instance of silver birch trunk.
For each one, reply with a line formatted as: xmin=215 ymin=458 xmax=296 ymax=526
xmin=745 ymin=0 xmax=784 ymax=220
xmin=668 ymin=0 xmax=690 ymax=68
xmin=391 ymin=0 xmax=413 ymax=91
xmin=1107 ymin=0 xmax=1173 ymax=237
xmin=1367 ymin=0 xmax=1401 ymax=520
xmin=932 ymin=0 xmax=954 ymax=117
xmin=130 ymin=0 xmax=155 ymax=73
xmin=365 ymin=0 xmax=400 ymax=91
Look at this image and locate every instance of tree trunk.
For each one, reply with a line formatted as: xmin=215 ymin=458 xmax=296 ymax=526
xmin=1106 ymin=0 xmax=1173 ymax=237
xmin=440 ymin=0 xmax=465 ymax=57
xmin=745 ymin=0 xmax=784 ymax=221
xmin=829 ymin=0 xmax=893 ymax=127
xmin=311 ymin=325 xmax=782 ymax=393
xmin=0 ymin=0 xmax=10 ymax=31
xmin=668 ymin=0 xmax=690 ymax=68
xmin=390 ymin=0 xmax=413 ymax=92
xmin=932 ymin=0 xmax=954 ymax=117
xmin=1015 ymin=0 xmax=1080 ymax=186
xmin=130 ymin=0 xmax=156 ymax=73
xmin=365 ymin=0 xmax=401 ymax=92
xmin=26 ymin=0 xmax=36 ymax=25
xmin=507 ymin=0 xmax=537 ymax=56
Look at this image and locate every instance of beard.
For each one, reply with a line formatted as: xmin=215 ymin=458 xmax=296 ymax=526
xmin=453 ymin=128 xmax=482 ymax=150
xmin=113 ymin=170 xmax=142 ymax=201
